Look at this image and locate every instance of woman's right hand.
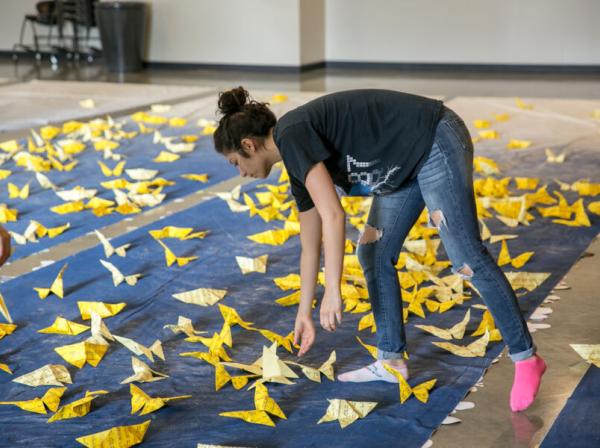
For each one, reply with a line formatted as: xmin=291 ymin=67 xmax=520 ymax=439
xmin=294 ymin=313 xmax=315 ymax=357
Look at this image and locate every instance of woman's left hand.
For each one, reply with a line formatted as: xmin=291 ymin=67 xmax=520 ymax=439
xmin=319 ymin=288 xmax=342 ymax=332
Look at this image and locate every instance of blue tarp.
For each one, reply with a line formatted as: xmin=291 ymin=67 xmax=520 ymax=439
xmin=541 ymin=366 xmax=600 ymax=448
xmin=0 ymin=159 xmax=598 ymax=447
xmin=0 ymin=124 xmax=237 ymax=261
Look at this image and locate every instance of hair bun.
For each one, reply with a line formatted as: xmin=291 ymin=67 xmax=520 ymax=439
xmin=217 ymin=86 xmax=250 ymax=116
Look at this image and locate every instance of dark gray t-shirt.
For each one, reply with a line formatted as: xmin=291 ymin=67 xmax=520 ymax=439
xmin=273 ymin=89 xmax=443 ymax=212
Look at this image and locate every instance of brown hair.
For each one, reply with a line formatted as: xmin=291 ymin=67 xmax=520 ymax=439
xmin=213 ymin=86 xmax=276 ymax=158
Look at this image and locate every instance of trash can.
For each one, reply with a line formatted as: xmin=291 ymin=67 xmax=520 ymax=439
xmin=96 ymin=1 xmax=147 ymax=72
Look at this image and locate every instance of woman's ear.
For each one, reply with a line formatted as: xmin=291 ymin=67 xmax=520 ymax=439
xmin=240 ymin=137 xmax=257 ymax=155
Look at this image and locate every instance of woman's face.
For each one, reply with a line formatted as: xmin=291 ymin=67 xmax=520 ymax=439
xmin=226 ymin=149 xmax=271 ymax=179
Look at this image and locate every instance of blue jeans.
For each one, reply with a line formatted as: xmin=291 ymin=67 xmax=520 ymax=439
xmin=356 ymin=106 xmax=535 ymax=363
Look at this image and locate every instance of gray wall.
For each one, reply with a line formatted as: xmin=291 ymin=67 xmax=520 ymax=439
xmin=147 ymin=0 xmax=302 ymax=66
xmin=325 ymin=0 xmax=600 ymax=65
xmin=1 ymin=0 xmax=39 ymax=52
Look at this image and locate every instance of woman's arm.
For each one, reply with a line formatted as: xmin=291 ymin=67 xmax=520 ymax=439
xmin=298 ymin=207 xmax=322 ymax=316
xmin=304 ymin=162 xmax=345 ymax=332
xmin=294 ymin=207 xmax=322 ymax=356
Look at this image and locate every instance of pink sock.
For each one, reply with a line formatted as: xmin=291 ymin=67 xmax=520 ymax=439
xmin=510 ymin=355 xmax=546 ymax=412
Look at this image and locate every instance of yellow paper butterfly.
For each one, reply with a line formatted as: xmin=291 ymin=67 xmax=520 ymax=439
xmin=8 ymin=183 xmax=30 ymax=200
xmin=156 ymin=240 xmax=198 ymax=267
xmin=432 ymin=330 xmax=491 ymax=358
xmin=414 ymin=309 xmax=471 ymax=340
xmin=506 ymin=139 xmax=532 ymax=150
xmin=497 ymin=240 xmax=534 ymax=268
xmin=33 ymin=264 xmax=68 ymax=299
xmin=48 ymin=156 xmax=78 ymax=172
xmin=545 ymin=148 xmax=566 ymax=164
xmin=181 ymin=173 xmax=209 ymax=183
xmin=515 ymin=97 xmax=533 ymax=110
xmin=383 ymin=365 xmax=437 ymax=404
xmin=100 ymin=260 xmax=141 ymax=286
xmin=98 ymin=160 xmax=126 ymax=177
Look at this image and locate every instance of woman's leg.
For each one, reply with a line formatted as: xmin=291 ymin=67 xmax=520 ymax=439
xmin=416 ymin=107 xmax=545 ymax=411
xmin=338 ymin=179 xmax=425 ymax=383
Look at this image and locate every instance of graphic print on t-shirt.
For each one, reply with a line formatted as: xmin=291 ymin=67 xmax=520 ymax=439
xmin=274 ymin=89 xmax=443 ymax=211
xmin=346 ymin=155 xmax=402 ymax=196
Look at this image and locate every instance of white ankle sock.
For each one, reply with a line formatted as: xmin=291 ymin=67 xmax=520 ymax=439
xmin=337 ymin=360 xmax=409 ymax=383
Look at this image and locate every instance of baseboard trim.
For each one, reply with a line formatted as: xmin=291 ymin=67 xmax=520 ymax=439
xmin=325 ymin=61 xmax=600 ymax=74
xmin=144 ymin=60 xmax=326 ymax=74
xmin=0 ymin=50 xmax=40 ymax=59
xmin=2 ymin=50 xmax=599 ymax=75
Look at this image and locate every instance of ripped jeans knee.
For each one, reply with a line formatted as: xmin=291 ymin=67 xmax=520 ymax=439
xmin=428 ymin=209 xmax=447 ymax=230
xmin=357 ymin=224 xmax=383 ymax=271
xmin=359 ymin=224 xmax=383 ymax=245
xmin=428 ymin=209 xmax=474 ymax=279
xmin=453 ymin=263 xmax=474 ymax=279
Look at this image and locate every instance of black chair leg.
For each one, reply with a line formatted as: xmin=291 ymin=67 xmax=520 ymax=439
xmin=18 ymin=16 xmax=27 ymax=48
xmin=12 ymin=16 xmax=30 ymax=61
xmin=29 ymin=20 xmax=43 ymax=61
